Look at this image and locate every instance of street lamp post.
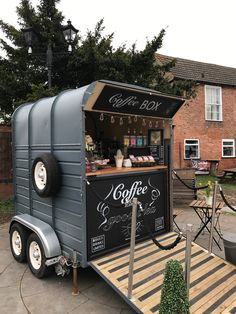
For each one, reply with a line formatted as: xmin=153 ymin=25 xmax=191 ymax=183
xmin=46 ymin=42 xmax=53 ymax=89
xmin=22 ymin=20 xmax=78 ymax=89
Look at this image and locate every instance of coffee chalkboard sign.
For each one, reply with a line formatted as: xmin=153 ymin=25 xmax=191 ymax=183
xmin=92 ymin=85 xmax=184 ymax=118
xmin=86 ymin=171 xmax=168 ymax=260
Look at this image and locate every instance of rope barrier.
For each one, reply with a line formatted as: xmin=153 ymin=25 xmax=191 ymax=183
xmin=219 ymin=185 xmax=236 ymax=212
xmin=138 ymin=202 xmax=182 ymax=250
xmin=172 ymin=170 xmax=208 ymax=191
xmin=85 ymin=179 xmax=126 ymax=208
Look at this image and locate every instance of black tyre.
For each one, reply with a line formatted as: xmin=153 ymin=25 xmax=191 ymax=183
xmin=26 ymin=233 xmax=51 ymax=278
xmin=10 ymin=223 xmax=28 ymax=263
xmin=32 ymin=153 xmax=60 ymax=198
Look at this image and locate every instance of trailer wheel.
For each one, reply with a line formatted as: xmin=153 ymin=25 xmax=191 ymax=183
xmin=27 ymin=233 xmax=51 ymax=278
xmin=10 ymin=223 xmax=27 ymax=263
xmin=32 ymin=153 xmax=60 ymax=198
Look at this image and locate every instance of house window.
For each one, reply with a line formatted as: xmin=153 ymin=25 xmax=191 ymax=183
xmin=184 ymin=139 xmax=200 ymax=159
xmin=205 ymin=85 xmax=222 ymax=121
xmin=222 ymin=139 xmax=235 ymax=157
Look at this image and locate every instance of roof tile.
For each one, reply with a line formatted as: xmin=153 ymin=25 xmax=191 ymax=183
xmin=156 ymin=54 xmax=236 ymax=86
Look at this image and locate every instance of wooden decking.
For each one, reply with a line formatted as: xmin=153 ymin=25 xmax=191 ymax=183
xmin=89 ymin=232 xmax=236 ymax=313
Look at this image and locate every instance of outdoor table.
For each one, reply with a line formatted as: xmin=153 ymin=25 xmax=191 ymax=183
xmin=218 ymin=168 xmax=236 ymax=182
xmin=189 ymin=199 xmax=224 ymax=250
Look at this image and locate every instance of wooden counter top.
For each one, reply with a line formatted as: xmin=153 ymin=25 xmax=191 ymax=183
xmin=86 ymin=165 xmax=167 ymax=177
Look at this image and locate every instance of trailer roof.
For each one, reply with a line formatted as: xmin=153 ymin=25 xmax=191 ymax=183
xmin=13 ymin=80 xmax=186 ymax=130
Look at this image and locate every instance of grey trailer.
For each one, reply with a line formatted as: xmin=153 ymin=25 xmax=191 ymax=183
xmin=10 ymin=80 xmax=185 ymax=301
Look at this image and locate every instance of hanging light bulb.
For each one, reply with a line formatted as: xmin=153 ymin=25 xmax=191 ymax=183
xmin=155 ymin=120 xmax=159 ymax=128
xmin=134 ymin=115 xmax=138 ymax=122
xmin=111 ymin=116 xmax=115 ymax=124
xmin=149 ymin=120 xmax=153 ymax=128
xmin=119 ymin=117 xmax=123 ymax=125
xmin=128 ymin=116 xmax=132 ymax=124
xmin=142 ymin=119 xmax=146 ymax=126
xmin=133 ymin=129 xmax=136 ymax=135
xmin=99 ymin=113 xmax=104 ymax=121
xmin=127 ymin=128 xmax=130 ymax=134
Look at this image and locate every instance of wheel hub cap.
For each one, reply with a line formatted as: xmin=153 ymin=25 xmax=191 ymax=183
xmin=15 ymin=238 xmax=20 ymax=247
xmin=34 ymin=161 xmax=47 ymax=190
xmin=33 ymin=249 xmax=40 ymax=259
xmin=12 ymin=231 xmax=22 ymax=256
xmin=29 ymin=241 xmax=42 ymax=270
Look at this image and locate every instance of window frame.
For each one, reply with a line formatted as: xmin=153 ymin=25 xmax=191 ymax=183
xmin=184 ymin=139 xmax=200 ymax=159
xmin=205 ymin=85 xmax=223 ymax=121
xmin=222 ymin=139 xmax=235 ymax=158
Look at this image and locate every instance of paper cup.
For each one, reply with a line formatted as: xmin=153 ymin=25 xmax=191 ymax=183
xmin=115 ymin=156 xmax=123 ymax=168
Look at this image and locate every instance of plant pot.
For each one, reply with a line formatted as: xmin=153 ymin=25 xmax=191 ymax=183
xmin=205 ymin=196 xmax=213 ymax=206
xmin=222 ymin=233 xmax=236 ymax=266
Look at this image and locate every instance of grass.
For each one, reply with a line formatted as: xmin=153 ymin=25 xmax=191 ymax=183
xmin=224 ymin=212 xmax=236 ymax=216
xmin=0 ymin=198 xmax=14 ymax=213
xmin=196 ymin=175 xmax=236 ymax=192
xmin=0 ymin=198 xmax=14 ymax=224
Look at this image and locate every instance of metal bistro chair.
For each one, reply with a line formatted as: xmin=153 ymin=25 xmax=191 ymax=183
xmin=173 ymin=209 xmax=183 ymax=232
xmin=189 ymin=200 xmax=224 ymax=249
xmin=198 ymin=205 xmax=222 ymax=240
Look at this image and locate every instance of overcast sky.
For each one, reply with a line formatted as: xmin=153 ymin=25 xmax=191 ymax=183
xmin=1 ymin=0 xmax=236 ymax=68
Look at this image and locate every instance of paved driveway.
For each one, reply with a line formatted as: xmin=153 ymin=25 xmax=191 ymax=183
xmin=1 ymin=206 xmax=236 ymax=314
xmin=0 ymin=223 xmax=134 ymax=314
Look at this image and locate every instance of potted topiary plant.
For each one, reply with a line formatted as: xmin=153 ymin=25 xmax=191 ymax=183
xmin=159 ymin=259 xmax=190 ymax=314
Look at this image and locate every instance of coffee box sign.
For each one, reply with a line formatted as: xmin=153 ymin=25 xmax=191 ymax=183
xmin=93 ymin=85 xmax=184 ymax=118
xmin=86 ymin=171 xmax=168 ymax=260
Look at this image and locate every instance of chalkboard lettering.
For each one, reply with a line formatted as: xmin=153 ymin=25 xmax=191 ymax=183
xmin=109 ymin=94 xmax=139 ymax=108
xmin=109 ymin=93 xmax=162 ymax=112
xmin=96 ymin=177 xmax=160 ymax=232
xmin=113 ymin=181 xmax=148 ymax=204
xmin=97 ymin=203 xmax=158 ymax=232
xmin=139 ymin=100 xmax=162 ymax=111
xmin=92 ymin=85 xmax=184 ymax=118
xmin=86 ymin=172 xmax=168 ymax=259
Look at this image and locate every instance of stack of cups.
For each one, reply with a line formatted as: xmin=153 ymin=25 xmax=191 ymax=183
xmin=114 ymin=149 xmax=124 ymax=168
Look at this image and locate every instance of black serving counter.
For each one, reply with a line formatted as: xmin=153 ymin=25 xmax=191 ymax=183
xmin=86 ymin=166 xmax=169 ymax=260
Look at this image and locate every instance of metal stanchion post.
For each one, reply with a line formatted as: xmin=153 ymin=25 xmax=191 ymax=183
xmin=208 ymin=181 xmax=218 ymax=253
xmin=127 ymin=197 xmax=138 ymax=299
xmin=185 ymin=223 xmax=192 ymax=299
xmin=72 ymin=250 xmax=79 ymax=295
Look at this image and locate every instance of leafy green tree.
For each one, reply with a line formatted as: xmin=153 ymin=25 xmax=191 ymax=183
xmin=68 ymin=20 xmax=195 ymax=98
xmin=0 ymin=0 xmax=195 ymax=124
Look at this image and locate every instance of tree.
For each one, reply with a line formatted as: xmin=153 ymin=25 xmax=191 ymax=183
xmin=0 ymin=0 xmax=195 ymax=124
xmin=159 ymin=259 xmax=190 ymax=314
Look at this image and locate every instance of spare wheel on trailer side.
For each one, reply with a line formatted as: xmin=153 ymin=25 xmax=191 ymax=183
xmin=32 ymin=153 xmax=61 ymax=198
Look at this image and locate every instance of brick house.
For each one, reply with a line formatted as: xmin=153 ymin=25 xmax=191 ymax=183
xmin=157 ymin=54 xmax=236 ymax=173
xmin=0 ymin=126 xmax=13 ymax=200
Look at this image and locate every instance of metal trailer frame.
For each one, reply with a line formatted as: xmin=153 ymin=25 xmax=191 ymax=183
xmin=10 ymin=80 xmax=185 ymax=269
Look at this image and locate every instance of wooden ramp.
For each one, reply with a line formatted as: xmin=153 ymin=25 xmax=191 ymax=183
xmin=89 ymin=232 xmax=236 ymax=313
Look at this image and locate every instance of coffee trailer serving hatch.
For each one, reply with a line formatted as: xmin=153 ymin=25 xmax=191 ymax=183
xmin=10 ymin=80 xmax=185 ymax=290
